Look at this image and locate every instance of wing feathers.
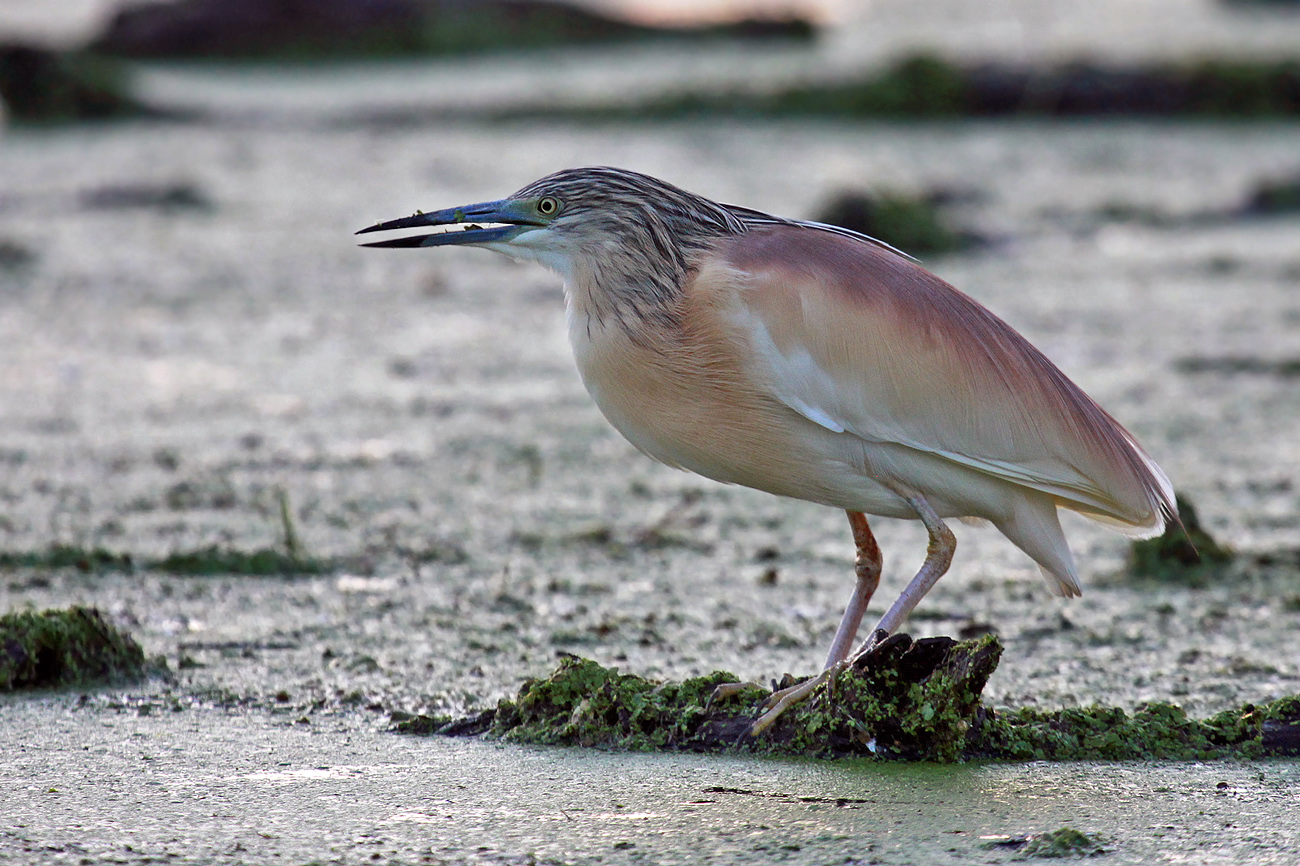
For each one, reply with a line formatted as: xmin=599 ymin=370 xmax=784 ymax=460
xmin=718 ymin=225 xmax=1174 ymax=533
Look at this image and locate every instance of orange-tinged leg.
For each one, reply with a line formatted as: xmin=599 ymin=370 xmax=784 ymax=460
xmin=822 ymin=510 xmax=882 ymax=669
xmin=855 ymin=492 xmax=954 ymax=651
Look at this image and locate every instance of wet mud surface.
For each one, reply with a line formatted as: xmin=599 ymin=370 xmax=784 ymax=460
xmin=5 ymin=694 xmax=1300 ymax=865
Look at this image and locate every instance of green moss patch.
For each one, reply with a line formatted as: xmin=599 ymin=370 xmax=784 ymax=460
xmin=972 ymin=698 xmax=1300 ymax=760
xmin=1128 ymin=494 xmax=1234 ymax=584
xmin=150 ymin=545 xmax=328 ymax=576
xmin=406 ymin=633 xmax=1300 ymax=761
xmin=0 ymin=545 xmax=135 ymax=573
xmin=811 ymin=190 xmax=979 ymax=256
xmin=0 ymin=44 xmax=151 ymax=123
xmin=1 ymin=606 xmax=148 ymax=690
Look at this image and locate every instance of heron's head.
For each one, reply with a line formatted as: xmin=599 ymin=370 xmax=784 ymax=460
xmin=358 ymin=167 xmax=752 ymax=284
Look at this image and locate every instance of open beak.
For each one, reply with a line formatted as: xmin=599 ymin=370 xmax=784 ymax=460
xmin=355 ymin=198 xmax=541 ymax=248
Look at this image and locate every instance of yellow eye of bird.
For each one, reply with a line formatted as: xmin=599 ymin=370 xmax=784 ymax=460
xmin=537 ymin=196 xmax=560 ymax=216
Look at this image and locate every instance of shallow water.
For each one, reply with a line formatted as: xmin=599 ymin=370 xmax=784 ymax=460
xmin=1 ymin=52 xmax=1299 ymax=866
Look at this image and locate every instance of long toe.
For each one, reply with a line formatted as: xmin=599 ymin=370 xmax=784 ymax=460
xmin=749 ymin=666 xmax=839 ymax=736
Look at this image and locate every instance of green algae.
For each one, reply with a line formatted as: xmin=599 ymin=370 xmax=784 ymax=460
xmin=0 ymin=543 xmax=329 ymax=576
xmin=0 ymin=545 xmax=135 ymax=573
xmin=410 ymin=633 xmax=1300 ymax=761
xmin=150 ymin=545 xmax=328 ymax=576
xmin=973 ymin=700 xmax=1276 ymax=761
xmin=811 ymin=190 xmax=974 ymax=257
xmin=507 ymin=54 xmax=1300 ymax=122
xmin=1 ymin=606 xmax=149 ymax=690
xmin=0 ymin=46 xmax=147 ymax=124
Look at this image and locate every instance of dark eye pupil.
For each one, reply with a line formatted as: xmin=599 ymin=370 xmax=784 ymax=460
xmin=541 ymin=198 xmax=556 ymax=213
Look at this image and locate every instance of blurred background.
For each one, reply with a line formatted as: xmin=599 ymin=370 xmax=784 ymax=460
xmin=1 ymin=0 xmax=1299 ymax=718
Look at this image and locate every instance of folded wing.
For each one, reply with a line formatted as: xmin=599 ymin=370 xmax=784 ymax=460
xmin=720 ymin=225 xmax=1174 ymax=536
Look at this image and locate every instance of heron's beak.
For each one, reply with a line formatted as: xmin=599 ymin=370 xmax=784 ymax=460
xmin=355 ymin=198 xmax=542 ymax=248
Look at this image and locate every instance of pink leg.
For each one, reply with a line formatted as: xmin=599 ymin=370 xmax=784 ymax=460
xmin=822 ymin=511 xmax=882 ymax=669
xmin=853 ymin=490 xmax=955 ymax=657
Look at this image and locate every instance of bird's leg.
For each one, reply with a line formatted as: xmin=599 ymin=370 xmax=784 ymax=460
xmin=851 ymin=491 xmax=955 ymax=657
xmin=749 ymin=512 xmax=882 ymax=736
xmin=751 ymin=492 xmax=953 ymax=738
xmin=822 ymin=510 xmax=883 ymax=669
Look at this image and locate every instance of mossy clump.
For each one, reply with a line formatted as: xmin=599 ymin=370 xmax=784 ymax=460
xmin=1 ymin=606 xmax=148 ymax=690
xmin=416 ymin=639 xmax=1300 ymax=760
xmin=425 ymin=633 xmax=1003 ymax=761
xmin=760 ymin=633 xmax=1002 ymax=761
xmin=1128 ymin=494 xmax=1234 ymax=584
xmin=766 ymin=54 xmax=971 ymax=116
xmin=812 ymin=190 xmax=973 ymax=256
xmin=1242 ymin=175 xmax=1300 ymax=216
xmin=0 ymin=545 xmax=134 ymax=572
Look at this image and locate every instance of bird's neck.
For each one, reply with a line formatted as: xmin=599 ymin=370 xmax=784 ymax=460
xmin=560 ymin=251 xmax=686 ymax=347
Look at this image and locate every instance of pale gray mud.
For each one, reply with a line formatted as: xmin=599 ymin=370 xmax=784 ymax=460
xmin=2 ymin=49 xmax=1300 ymax=865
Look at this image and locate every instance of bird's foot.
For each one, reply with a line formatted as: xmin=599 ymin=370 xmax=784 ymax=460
xmin=748 ymin=629 xmax=891 ymax=737
xmin=749 ymin=664 xmax=842 ymax=736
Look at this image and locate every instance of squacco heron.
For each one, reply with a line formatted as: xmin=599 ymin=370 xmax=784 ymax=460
xmin=359 ymin=167 xmax=1176 ymax=731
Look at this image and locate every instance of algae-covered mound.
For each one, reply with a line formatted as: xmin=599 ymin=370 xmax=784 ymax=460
xmin=1 ymin=606 xmax=148 ymax=690
xmin=412 ymin=632 xmax=1003 ymax=761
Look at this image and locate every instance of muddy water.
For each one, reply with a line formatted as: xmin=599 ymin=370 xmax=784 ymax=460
xmin=2 ymin=62 xmax=1300 ymax=863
